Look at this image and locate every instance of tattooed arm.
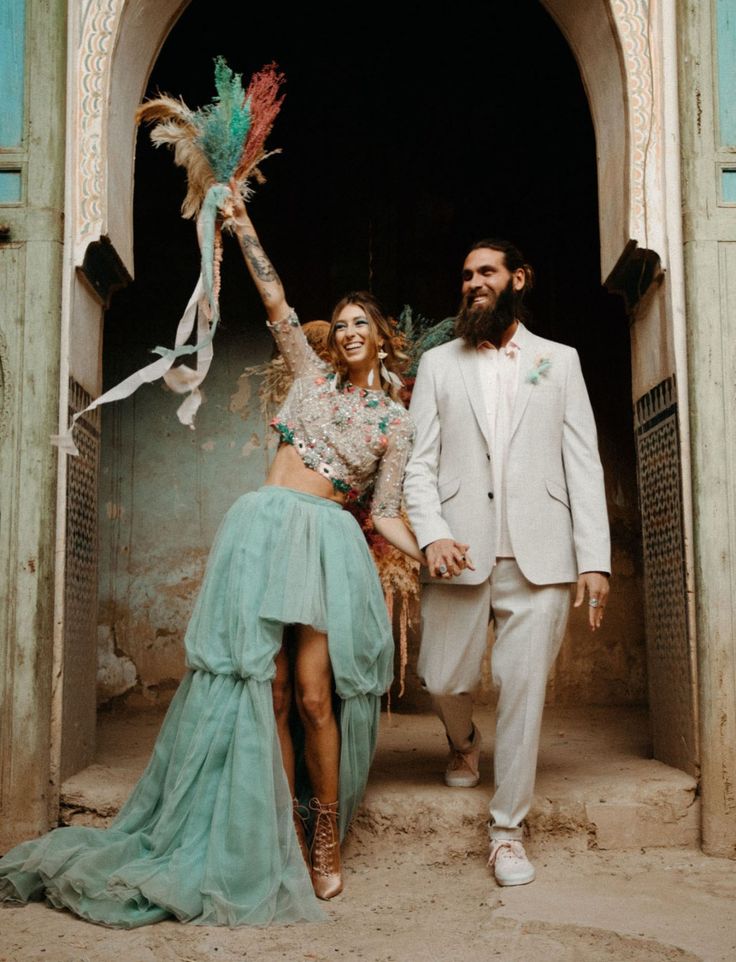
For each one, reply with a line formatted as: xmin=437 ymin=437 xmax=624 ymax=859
xmin=229 ymin=188 xmax=291 ymax=324
xmin=227 ymin=185 xmax=325 ymax=377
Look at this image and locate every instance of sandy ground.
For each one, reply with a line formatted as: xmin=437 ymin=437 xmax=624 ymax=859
xmin=3 ymin=708 xmax=727 ymax=961
xmin=2 ymin=836 xmax=735 ymax=962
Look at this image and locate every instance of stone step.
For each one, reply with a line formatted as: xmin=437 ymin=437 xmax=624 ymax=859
xmin=352 ymin=708 xmax=699 ymax=855
xmin=60 ymin=705 xmax=699 ymax=853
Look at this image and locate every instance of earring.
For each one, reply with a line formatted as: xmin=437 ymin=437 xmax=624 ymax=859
xmin=368 ymin=346 xmax=387 ymax=388
xmin=377 ymin=349 xmax=402 ymax=389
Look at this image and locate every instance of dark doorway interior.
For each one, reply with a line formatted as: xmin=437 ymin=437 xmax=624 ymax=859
xmin=101 ymin=0 xmax=645 ymax=709
xmin=108 ymin=1 xmax=626 ymax=381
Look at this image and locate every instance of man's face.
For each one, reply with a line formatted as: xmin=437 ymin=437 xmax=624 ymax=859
xmin=460 ymin=248 xmax=524 ymax=311
xmin=456 ymin=247 xmax=526 ymax=345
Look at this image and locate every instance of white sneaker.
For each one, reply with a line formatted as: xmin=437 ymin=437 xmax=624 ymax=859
xmin=488 ymin=839 xmax=535 ymax=886
xmin=444 ymin=727 xmax=481 ymax=788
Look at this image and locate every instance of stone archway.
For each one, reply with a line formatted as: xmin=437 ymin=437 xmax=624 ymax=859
xmin=48 ymin=0 xmax=696 ymax=835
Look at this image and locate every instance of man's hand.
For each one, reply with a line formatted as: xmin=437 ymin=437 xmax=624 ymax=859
xmin=574 ymin=571 xmax=610 ymax=631
xmin=424 ymin=540 xmax=474 ymax=579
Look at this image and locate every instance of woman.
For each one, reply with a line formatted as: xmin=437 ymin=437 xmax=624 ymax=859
xmin=0 ymin=197 xmax=423 ymax=928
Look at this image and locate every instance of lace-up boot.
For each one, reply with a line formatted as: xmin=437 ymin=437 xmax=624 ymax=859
xmin=292 ymin=797 xmax=310 ymax=869
xmin=309 ymin=798 xmax=343 ymax=899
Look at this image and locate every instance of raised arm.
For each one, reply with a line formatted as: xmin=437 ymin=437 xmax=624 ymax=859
xmin=227 ymin=186 xmax=325 ymax=377
xmin=228 ymin=186 xmax=290 ymax=324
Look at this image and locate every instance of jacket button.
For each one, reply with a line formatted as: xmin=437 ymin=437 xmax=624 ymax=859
xmin=486 ymin=453 xmax=491 ymax=460
xmin=488 ymin=492 xmax=494 ymax=500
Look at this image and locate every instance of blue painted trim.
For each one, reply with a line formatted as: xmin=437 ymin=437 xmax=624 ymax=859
xmin=0 ymin=0 xmax=25 ymax=147
xmin=717 ymin=0 xmax=736 ymax=146
xmin=723 ymin=169 xmax=736 ymax=202
xmin=0 ymin=170 xmax=22 ymax=203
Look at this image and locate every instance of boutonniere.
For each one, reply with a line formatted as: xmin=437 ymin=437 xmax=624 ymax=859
xmin=526 ymin=356 xmax=552 ymax=384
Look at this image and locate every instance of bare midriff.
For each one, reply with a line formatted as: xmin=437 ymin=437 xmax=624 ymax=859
xmin=265 ymin=444 xmax=347 ymax=505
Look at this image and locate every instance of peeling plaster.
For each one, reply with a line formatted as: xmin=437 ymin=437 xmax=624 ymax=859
xmin=240 ymin=433 xmax=261 ymax=458
xmin=229 ymin=373 xmax=252 ymax=421
xmin=96 ymin=626 xmax=137 ymax=703
xmin=97 ymin=331 xmax=271 ymax=703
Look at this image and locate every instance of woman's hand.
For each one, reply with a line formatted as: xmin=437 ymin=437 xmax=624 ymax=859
xmin=371 ymin=516 xmax=425 ymax=564
xmin=223 ymin=180 xmax=249 ymax=234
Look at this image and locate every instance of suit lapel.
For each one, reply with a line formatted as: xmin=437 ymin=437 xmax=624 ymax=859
xmin=510 ymin=375 xmax=534 ymax=440
xmin=455 ymin=342 xmax=493 ymax=451
xmin=510 ymin=328 xmax=544 ymax=440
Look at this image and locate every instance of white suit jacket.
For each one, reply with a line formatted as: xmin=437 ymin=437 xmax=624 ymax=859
xmin=403 ymin=326 xmax=611 ymax=586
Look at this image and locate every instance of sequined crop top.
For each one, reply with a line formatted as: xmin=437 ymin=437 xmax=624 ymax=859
xmin=267 ymin=310 xmax=414 ymax=518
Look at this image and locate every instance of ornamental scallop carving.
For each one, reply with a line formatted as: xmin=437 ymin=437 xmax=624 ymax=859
xmin=73 ymin=0 xmax=657 ymax=262
xmin=75 ymin=0 xmax=124 ymax=260
xmin=610 ymin=0 xmax=656 ymax=246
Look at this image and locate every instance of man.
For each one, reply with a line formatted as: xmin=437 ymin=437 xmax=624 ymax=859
xmin=403 ymin=239 xmax=610 ymax=887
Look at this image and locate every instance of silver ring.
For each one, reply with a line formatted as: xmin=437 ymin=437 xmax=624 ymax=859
xmin=438 ymin=564 xmax=448 ymax=575
xmin=588 ymin=598 xmax=600 ymax=608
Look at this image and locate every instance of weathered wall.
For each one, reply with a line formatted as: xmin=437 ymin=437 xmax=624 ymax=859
xmin=678 ymin=0 xmax=736 ymax=856
xmin=97 ymin=320 xmax=273 ymax=704
xmin=0 ymin=0 xmax=67 ymax=846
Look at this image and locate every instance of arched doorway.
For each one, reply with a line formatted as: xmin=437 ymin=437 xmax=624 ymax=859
xmin=95 ymin=0 xmax=643 ymax=720
xmin=42 ymin=0 xmax=697 ymax=845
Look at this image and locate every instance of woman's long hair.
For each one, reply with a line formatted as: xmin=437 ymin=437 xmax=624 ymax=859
xmin=327 ymin=291 xmax=409 ymax=402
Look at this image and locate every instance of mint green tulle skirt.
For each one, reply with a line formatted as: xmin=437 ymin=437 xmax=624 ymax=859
xmin=0 ymin=486 xmax=394 ymax=927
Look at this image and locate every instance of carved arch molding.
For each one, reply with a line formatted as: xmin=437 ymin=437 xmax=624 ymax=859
xmin=72 ymin=0 xmax=655 ymax=290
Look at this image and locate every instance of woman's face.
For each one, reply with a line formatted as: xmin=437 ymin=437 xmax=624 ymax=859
xmin=332 ymin=303 xmax=381 ymax=371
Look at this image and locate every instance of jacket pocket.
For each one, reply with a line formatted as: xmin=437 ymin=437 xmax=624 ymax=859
xmin=545 ymin=479 xmax=570 ymax=508
xmin=438 ymin=476 xmax=461 ymax=503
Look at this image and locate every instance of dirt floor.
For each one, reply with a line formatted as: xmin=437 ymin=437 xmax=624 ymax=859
xmin=3 ymin=708 xmax=731 ymax=961
xmin=2 ymin=836 xmax=735 ymax=962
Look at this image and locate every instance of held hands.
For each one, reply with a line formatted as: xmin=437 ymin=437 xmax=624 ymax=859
xmin=574 ymin=571 xmax=610 ymax=631
xmin=425 ymin=539 xmax=475 ymax=580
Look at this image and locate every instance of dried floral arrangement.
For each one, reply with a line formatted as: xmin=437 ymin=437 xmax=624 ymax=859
xmin=54 ymin=58 xmax=285 ymax=454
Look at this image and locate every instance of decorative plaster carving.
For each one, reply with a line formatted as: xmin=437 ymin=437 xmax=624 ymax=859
xmin=75 ymin=0 xmax=124 ymax=262
xmin=74 ymin=0 xmax=658 ymax=267
xmin=610 ymin=0 xmax=657 ymax=246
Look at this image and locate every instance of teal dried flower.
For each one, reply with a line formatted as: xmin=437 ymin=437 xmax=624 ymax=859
xmin=194 ymin=56 xmax=252 ymax=183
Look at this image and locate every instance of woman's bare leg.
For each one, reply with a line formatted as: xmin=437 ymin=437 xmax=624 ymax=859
xmin=294 ymin=625 xmax=339 ymax=803
xmin=272 ymin=642 xmax=295 ymax=793
xmin=294 ymin=625 xmax=342 ymax=897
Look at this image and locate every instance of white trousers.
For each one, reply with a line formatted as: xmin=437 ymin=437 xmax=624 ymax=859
xmin=417 ymin=560 xmax=571 ymax=840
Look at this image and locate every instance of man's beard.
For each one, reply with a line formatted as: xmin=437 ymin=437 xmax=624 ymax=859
xmin=455 ymin=279 xmax=519 ymax=346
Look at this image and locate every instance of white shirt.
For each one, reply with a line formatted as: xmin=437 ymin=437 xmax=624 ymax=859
xmin=476 ymin=323 xmax=523 ymax=558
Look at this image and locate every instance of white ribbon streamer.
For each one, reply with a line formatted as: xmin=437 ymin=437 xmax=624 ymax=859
xmin=52 ymin=275 xmax=206 ymax=456
xmin=162 ymin=280 xmax=215 ymax=429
